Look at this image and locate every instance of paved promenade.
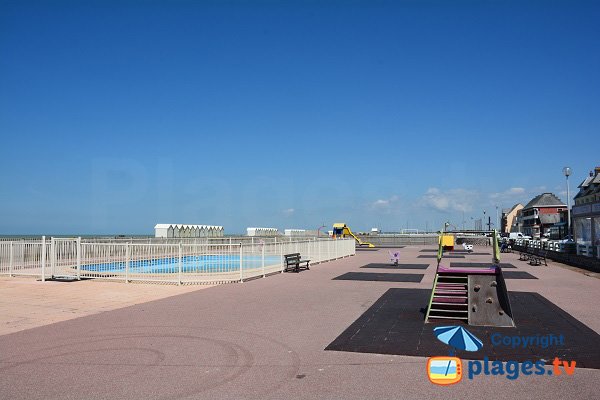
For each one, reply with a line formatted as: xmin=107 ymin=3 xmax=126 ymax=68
xmin=0 ymin=277 xmax=212 ymax=335
xmin=0 ymin=246 xmax=598 ymax=399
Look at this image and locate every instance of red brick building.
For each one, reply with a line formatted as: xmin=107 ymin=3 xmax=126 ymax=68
xmin=521 ymin=193 xmax=567 ymax=239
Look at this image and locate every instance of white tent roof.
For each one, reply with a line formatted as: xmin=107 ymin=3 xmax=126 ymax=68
xmin=155 ymin=224 xmax=223 ymax=230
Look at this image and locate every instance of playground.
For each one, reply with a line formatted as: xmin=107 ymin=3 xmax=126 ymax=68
xmin=1 ymin=242 xmax=599 ymax=399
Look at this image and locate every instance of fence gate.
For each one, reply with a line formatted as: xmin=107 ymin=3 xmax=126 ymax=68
xmin=51 ymin=237 xmax=81 ymax=279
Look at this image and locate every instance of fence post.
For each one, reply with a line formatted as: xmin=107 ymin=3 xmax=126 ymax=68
xmin=318 ymin=239 xmax=321 ymax=263
xmin=280 ymin=241 xmax=284 ymax=272
xmin=41 ymin=236 xmax=46 ymax=282
xmin=50 ymin=237 xmax=55 ymax=278
xmin=125 ymin=243 xmax=130 ymax=283
xmin=178 ymin=242 xmax=182 ymax=285
xmin=239 ymin=244 xmax=244 ymax=282
xmin=262 ymin=242 xmax=265 ymax=278
xmin=76 ymin=237 xmax=81 ymax=280
xmin=9 ymin=241 xmax=13 ymax=277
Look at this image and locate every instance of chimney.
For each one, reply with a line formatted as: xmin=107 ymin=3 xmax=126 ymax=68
xmin=595 ymin=166 xmax=600 ymax=175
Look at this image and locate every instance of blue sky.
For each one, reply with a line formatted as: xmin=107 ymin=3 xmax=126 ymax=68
xmin=1 ymin=0 xmax=598 ymax=234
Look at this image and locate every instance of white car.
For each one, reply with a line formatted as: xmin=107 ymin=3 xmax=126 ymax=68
xmin=509 ymin=232 xmax=532 ymax=240
xmin=558 ymin=235 xmax=574 ymax=243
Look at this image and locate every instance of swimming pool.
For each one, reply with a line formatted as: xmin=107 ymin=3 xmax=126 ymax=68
xmin=81 ymin=255 xmax=282 ymax=274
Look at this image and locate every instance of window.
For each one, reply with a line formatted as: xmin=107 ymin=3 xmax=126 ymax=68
xmin=575 ymin=218 xmax=592 ymax=246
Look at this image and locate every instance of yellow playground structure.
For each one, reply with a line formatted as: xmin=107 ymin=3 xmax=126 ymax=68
xmin=439 ymin=233 xmax=455 ymax=251
xmin=332 ymin=223 xmax=375 ymax=248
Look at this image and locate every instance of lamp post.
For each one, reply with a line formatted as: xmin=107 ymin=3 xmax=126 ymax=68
xmin=563 ymin=167 xmax=572 ymax=240
xmin=496 ymin=206 xmax=499 ymax=232
xmin=483 ymin=210 xmax=486 ymax=231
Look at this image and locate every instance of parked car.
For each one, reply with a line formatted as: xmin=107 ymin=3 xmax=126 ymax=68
xmin=558 ymin=235 xmax=574 ymax=243
xmin=509 ymin=232 xmax=532 ymax=240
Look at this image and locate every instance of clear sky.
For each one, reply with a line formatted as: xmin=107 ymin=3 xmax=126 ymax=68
xmin=1 ymin=0 xmax=598 ymax=235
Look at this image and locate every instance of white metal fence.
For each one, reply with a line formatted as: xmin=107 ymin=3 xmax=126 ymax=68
xmin=0 ymin=237 xmax=355 ymax=284
xmin=513 ymin=238 xmax=563 ymax=251
xmin=512 ymin=239 xmax=600 ymax=259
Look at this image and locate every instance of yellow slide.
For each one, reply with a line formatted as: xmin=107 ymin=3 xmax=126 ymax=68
xmin=333 ymin=223 xmax=375 ymax=247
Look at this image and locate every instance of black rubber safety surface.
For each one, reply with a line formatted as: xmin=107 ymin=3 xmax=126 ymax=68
xmin=361 ymin=263 xmax=430 ymax=270
xmin=332 ymin=272 xmax=424 ymax=283
xmin=325 ymin=288 xmax=600 ymax=369
xmin=449 ymin=262 xmax=517 ymax=269
xmin=420 ymin=249 xmax=491 ymax=256
xmin=502 ymin=271 xmax=538 ymax=280
xmin=418 ymin=255 xmax=465 ymax=259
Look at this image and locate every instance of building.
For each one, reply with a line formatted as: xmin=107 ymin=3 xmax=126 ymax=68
xmin=521 ymin=193 xmax=566 ymax=239
xmin=246 ymin=227 xmax=279 ymax=237
xmin=284 ymin=229 xmax=306 ymax=237
xmin=501 ymin=203 xmax=524 ymax=233
xmin=154 ymin=224 xmax=224 ymax=238
xmin=572 ymin=167 xmax=600 ymax=255
xmin=284 ymin=229 xmax=320 ymax=237
xmin=510 ymin=208 xmax=524 ymax=233
xmin=546 ymin=209 xmax=569 ymax=240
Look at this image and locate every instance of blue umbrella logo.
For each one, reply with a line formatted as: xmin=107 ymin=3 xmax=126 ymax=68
xmin=434 ymin=326 xmax=483 ymax=354
xmin=432 ymin=326 xmax=483 ymax=379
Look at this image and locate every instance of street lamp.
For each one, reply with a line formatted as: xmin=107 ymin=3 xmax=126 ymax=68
xmin=563 ymin=167 xmax=572 ymax=241
xmin=496 ymin=206 xmax=499 ymax=232
xmin=483 ymin=210 xmax=487 ymax=231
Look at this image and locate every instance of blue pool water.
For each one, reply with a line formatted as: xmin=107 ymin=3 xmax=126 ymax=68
xmin=82 ymin=255 xmax=282 ymax=274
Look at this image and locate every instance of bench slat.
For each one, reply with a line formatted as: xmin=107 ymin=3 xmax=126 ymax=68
xmin=283 ymin=253 xmax=310 ymax=273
